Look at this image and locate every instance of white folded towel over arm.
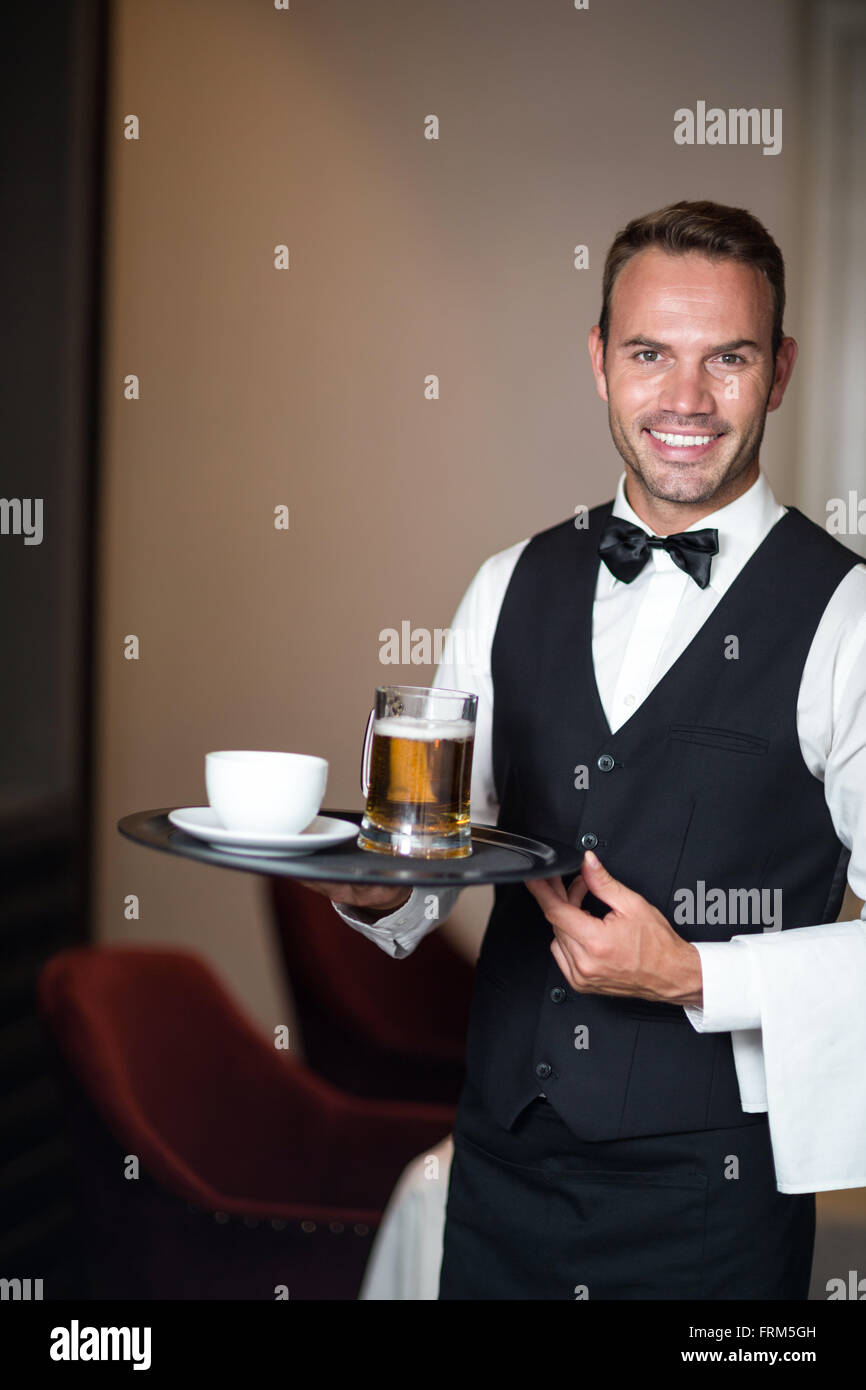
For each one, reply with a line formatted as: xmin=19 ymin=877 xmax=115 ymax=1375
xmin=728 ymin=920 xmax=866 ymax=1193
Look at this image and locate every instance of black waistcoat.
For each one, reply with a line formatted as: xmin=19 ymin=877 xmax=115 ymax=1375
xmin=465 ymin=500 xmax=861 ymax=1141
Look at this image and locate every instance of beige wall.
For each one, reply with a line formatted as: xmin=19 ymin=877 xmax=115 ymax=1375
xmin=95 ymin=0 xmax=837 ymax=1043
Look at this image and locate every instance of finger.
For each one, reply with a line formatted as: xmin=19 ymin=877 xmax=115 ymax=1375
xmin=525 ymin=874 xmax=568 ymax=908
xmin=352 ymin=887 xmax=412 ymax=909
xmin=552 ymin=918 xmax=591 ymax=971
xmin=531 ymin=888 xmax=600 ymax=946
xmin=550 ymin=934 xmax=570 ymax=979
xmin=295 ymin=880 xmax=338 ymax=897
xmin=317 ymin=885 xmax=363 ymax=904
xmin=304 ymin=881 xmax=364 ymax=902
xmin=551 ymin=934 xmax=586 ymax=991
xmin=566 ymin=872 xmax=589 ymax=908
xmin=300 ymin=881 xmax=406 ymax=909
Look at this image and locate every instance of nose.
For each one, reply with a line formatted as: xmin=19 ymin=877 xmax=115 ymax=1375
xmin=656 ymin=362 xmax=717 ymax=422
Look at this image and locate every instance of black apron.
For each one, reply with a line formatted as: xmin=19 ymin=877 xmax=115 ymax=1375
xmin=438 ymin=1081 xmax=815 ymax=1300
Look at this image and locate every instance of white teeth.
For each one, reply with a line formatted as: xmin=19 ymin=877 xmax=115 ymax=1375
xmin=649 ymin=429 xmax=717 ymax=447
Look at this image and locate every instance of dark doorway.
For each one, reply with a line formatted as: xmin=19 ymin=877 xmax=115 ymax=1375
xmin=0 ymin=0 xmax=108 ymax=1297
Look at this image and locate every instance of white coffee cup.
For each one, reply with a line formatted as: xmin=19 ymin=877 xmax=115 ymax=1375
xmin=205 ymin=750 xmax=328 ymax=834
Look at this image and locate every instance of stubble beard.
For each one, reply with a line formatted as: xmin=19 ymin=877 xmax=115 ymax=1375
xmin=606 ymin=398 xmax=771 ymax=509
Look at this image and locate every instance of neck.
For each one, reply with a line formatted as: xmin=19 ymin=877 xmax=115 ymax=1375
xmin=623 ymin=460 xmax=760 ymax=534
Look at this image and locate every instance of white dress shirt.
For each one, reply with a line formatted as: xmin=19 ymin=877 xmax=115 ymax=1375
xmin=335 ymin=470 xmax=866 ymax=1193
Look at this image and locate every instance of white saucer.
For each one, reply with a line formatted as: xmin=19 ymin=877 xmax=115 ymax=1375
xmin=167 ymin=808 xmax=358 ymax=857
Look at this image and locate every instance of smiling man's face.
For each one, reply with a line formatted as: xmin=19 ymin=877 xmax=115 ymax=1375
xmin=588 ymin=247 xmax=797 ymax=524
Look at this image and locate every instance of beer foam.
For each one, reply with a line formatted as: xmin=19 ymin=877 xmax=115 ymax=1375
xmin=373 ymin=715 xmax=474 ymax=741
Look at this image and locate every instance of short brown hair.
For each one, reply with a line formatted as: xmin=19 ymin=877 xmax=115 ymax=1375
xmin=599 ymin=200 xmax=786 ymax=358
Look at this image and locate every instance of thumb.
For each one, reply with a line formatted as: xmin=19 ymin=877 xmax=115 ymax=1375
xmin=580 ymin=850 xmax=630 ymax=910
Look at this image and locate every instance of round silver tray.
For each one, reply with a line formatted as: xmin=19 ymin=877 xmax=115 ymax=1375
xmin=117 ymin=807 xmax=585 ymax=887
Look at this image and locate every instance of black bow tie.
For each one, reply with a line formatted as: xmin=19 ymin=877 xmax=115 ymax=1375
xmin=598 ymin=516 xmax=719 ymax=589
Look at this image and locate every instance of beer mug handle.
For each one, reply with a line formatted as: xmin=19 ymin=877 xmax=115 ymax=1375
xmin=360 ymin=707 xmax=375 ymax=798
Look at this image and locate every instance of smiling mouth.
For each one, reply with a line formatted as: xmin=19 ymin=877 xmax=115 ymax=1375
xmin=646 ymin=428 xmax=724 ymax=448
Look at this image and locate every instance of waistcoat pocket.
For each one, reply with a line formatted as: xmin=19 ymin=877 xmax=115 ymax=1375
xmin=668 ymin=724 xmax=768 ymax=755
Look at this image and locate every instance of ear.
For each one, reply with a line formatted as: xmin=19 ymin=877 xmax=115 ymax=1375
xmin=767 ymin=335 xmax=797 ymax=413
xmin=588 ymin=325 xmax=609 ymax=403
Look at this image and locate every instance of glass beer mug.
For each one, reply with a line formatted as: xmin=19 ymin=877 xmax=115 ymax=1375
xmin=358 ymin=685 xmax=478 ymax=858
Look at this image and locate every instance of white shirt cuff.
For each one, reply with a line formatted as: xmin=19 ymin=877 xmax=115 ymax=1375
xmin=331 ymin=887 xmax=458 ymax=959
xmin=683 ymin=938 xmax=762 ymax=1033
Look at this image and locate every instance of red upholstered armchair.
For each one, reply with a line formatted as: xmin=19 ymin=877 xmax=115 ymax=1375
xmin=267 ymin=877 xmax=475 ymax=1104
xmin=37 ymin=945 xmax=454 ymax=1300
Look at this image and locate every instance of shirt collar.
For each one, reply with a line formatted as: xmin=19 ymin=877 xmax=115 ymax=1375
xmin=608 ymin=469 xmax=786 ymax=596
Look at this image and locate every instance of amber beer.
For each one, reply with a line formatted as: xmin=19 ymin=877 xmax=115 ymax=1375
xmin=358 ymin=687 xmax=478 ymax=858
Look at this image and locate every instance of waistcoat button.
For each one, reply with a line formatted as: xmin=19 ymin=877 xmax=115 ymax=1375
xmin=535 ymin=1061 xmax=552 ymax=1080
xmin=597 ymin=753 xmax=615 ymax=772
xmin=580 ymin=832 xmax=598 ymax=849
xmin=550 ymin=986 xmax=567 ymax=1004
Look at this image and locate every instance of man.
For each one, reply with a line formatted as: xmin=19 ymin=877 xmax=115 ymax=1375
xmin=304 ymin=201 xmax=866 ymax=1299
